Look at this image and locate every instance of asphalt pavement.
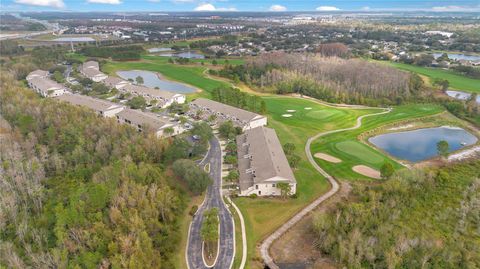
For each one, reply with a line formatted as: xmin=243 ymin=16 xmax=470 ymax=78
xmin=187 ymin=136 xmax=235 ymax=269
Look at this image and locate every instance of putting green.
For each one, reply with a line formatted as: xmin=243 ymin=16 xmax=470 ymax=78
xmin=335 ymin=140 xmax=385 ymax=165
xmin=306 ymin=109 xmax=342 ymax=120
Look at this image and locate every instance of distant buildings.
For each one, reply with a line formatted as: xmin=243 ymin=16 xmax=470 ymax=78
xmin=425 ymin=31 xmax=454 ymax=38
xmin=78 ymin=61 xmax=186 ymax=108
xmin=188 ymin=98 xmax=267 ymax=131
xmin=236 ymin=126 xmax=297 ymax=196
xmin=55 ymin=93 xmax=124 ymax=117
xmin=80 ymin=61 xmax=108 ymax=82
xmin=116 ymin=108 xmax=184 ymax=137
xmin=121 ymin=84 xmax=186 ymax=108
xmin=26 ymin=70 xmax=67 ymax=97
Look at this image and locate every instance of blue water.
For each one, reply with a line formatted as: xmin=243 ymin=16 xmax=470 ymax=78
xmin=433 ymin=53 xmax=480 ymax=61
xmin=446 ymin=90 xmax=480 ymax=104
xmin=53 ymin=37 xmax=95 ymax=42
xmin=148 ymin=47 xmax=172 ymax=53
xmin=369 ymin=126 xmax=477 ymax=162
xmin=116 ymin=70 xmax=196 ymax=94
xmin=158 ymin=51 xmax=205 ymax=59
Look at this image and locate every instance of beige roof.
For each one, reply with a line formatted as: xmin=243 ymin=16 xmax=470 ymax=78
xmin=82 ymin=68 xmax=106 ymax=79
xmin=27 ymin=70 xmax=49 ymax=81
xmin=103 ymin=76 xmax=129 ymax=87
xmin=29 ymin=77 xmax=65 ymax=92
xmin=191 ymin=98 xmax=263 ymax=123
xmin=122 ymin=84 xmax=176 ymax=99
xmin=237 ymin=126 xmax=296 ymax=191
xmin=83 ymin=61 xmax=99 ymax=70
xmin=55 ymin=93 xmax=122 ymax=112
xmin=116 ymin=109 xmax=171 ymax=130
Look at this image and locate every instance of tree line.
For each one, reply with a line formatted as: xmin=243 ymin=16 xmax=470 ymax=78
xmin=313 ymin=160 xmax=480 ymax=268
xmin=80 ymin=45 xmax=145 ymax=61
xmin=0 ymin=72 xmax=193 ymax=268
xmin=210 ymin=86 xmax=267 ymax=114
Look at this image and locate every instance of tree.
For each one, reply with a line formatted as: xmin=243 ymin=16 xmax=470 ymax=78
xmin=277 ymin=182 xmax=292 ymax=199
xmin=127 ymin=96 xmax=147 ymax=109
xmin=437 ymin=140 xmax=449 ymax=158
xmin=283 ymin=143 xmax=296 ymax=155
xmin=191 ymin=122 xmax=213 ymax=143
xmin=201 ymin=208 xmax=219 ymax=258
xmin=52 ymin=70 xmax=65 ymax=83
xmin=226 ymin=170 xmax=239 ymax=181
xmin=163 ymin=127 xmax=174 ymax=136
xmin=135 ymin=75 xmax=144 ymax=85
xmin=224 ymin=155 xmax=237 ymax=165
xmin=380 ymin=162 xmax=395 ymax=179
xmin=172 ymin=159 xmax=211 ymax=194
xmin=287 ymin=154 xmax=301 ymax=169
xmin=219 ymin=121 xmax=238 ymax=139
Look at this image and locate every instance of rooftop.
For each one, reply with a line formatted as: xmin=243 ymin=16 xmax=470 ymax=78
xmin=116 ymin=108 xmax=172 ymax=130
xmin=123 ymin=84 xmax=177 ymax=99
xmin=55 ymin=93 xmax=123 ymax=112
xmin=29 ymin=77 xmax=66 ymax=92
xmin=237 ymin=126 xmax=296 ymax=191
xmin=191 ymin=98 xmax=263 ymax=123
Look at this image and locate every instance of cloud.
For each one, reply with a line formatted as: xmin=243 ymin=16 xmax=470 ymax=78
xmin=193 ymin=3 xmax=236 ymax=11
xmin=316 ymin=6 xmax=340 ymax=11
xmin=431 ymin=5 xmax=473 ymax=11
xmin=361 ymin=6 xmax=370 ymax=11
xmin=87 ymin=0 xmax=122 ymax=4
xmin=14 ymin=0 xmax=64 ymax=8
xmin=269 ymin=4 xmax=286 ymax=11
xmin=148 ymin=0 xmax=161 ymax=2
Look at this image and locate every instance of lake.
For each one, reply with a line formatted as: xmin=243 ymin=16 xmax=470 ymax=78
xmin=446 ymin=90 xmax=480 ymax=104
xmin=148 ymin=47 xmax=172 ymax=53
xmin=369 ymin=126 xmax=477 ymax=162
xmin=158 ymin=51 xmax=205 ymax=59
xmin=52 ymin=37 xmax=96 ymax=42
xmin=433 ymin=53 xmax=480 ymax=61
xmin=116 ymin=70 xmax=196 ymax=94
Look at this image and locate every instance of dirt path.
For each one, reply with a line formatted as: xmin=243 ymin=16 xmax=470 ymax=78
xmin=260 ymin=106 xmax=392 ymax=269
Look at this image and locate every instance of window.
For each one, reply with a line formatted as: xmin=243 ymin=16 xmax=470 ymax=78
xmin=272 ymin=184 xmax=276 ymax=187
xmin=255 ymin=185 xmax=258 ymax=189
xmin=259 ymin=191 xmax=261 ymax=195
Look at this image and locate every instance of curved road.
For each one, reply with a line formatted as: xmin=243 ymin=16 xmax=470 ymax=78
xmin=261 ymin=107 xmax=392 ymax=269
xmin=187 ymin=137 xmax=235 ymax=269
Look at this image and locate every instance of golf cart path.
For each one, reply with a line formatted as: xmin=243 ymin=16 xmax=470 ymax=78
xmin=260 ymin=106 xmax=392 ymax=269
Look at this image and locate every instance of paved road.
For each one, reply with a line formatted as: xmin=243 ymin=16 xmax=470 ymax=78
xmin=187 ymin=137 xmax=235 ymax=269
xmin=260 ymin=107 xmax=392 ymax=269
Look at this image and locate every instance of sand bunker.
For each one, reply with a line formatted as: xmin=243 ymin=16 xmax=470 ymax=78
xmin=286 ymin=109 xmax=296 ymax=112
xmin=304 ymin=107 xmax=312 ymax=110
xmin=314 ymin=153 xmax=342 ymax=163
xmin=282 ymin=114 xmax=293 ymax=118
xmin=352 ymin=165 xmax=381 ymax=179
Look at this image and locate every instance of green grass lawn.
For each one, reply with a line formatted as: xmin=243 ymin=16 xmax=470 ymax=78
xmin=102 ymin=58 xmax=231 ymax=99
xmin=383 ymin=61 xmax=480 ymax=93
xmin=234 ymin=96 xmax=378 ymax=268
xmin=311 ymin=104 xmax=445 ymax=180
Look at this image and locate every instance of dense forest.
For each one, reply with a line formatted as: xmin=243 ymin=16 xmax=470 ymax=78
xmin=217 ymin=52 xmax=423 ymax=106
xmin=211 ymin=87 xmax=267 ymax=114
xmin=313 ymin=161 xmax=480 ymax=268
xmin=80 ymin=45 xmax=145 ymax=61
xmin=0 ymin=73 xmax=189 ymax=268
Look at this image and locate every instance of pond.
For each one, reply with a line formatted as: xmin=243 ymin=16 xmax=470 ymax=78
xmin=158 ymin=51 xmax=205 ymax=59
xmin=368 ymin=126 xmax=478 ymax=162
xmin=446 ymin=90 xmax=480 ymax=104
xmin=52 ymin=37 xmax=96 ymax=42
xmin=148 ymin=47 xmax=172 ymax=53
xmin=433 ymin=53 xmax=480 ymax=61
xmin=116 ymin=70 xmax=196 ymax=94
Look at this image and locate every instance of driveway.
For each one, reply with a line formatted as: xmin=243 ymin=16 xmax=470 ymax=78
xmin=187 ymin=136 xmax=235 ymax=269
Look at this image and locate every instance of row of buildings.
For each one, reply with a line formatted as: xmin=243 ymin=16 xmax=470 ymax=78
xmin=188 ymin=98 xmax=296 ymax=197
xmin=27 ymin=69 xmax=184 ymax=138
xmin=80 ymin=61 xmax=186 ymax=108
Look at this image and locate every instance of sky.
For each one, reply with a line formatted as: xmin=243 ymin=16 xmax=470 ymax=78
xmin=1 ymin=0 xmax=480 ymax=12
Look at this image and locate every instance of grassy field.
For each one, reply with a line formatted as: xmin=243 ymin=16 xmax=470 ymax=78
xmin=234 ymin=96 xmax=378 ymax=268
xmin=310 ymin=104 xmax=445 ymax=180
xmin=102 ymin=58 xmax=231 ymax=99
xmin=383 ymin=61 xmax=480 ymax=93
